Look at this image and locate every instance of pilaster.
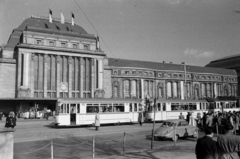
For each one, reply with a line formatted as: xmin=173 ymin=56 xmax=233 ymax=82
xmin=56 ymin=56 xmax=61 ymax=98
xmin=43 ymin=54 xmax=48 ymax=98
xmin=30 ymin=54 xmax=35 ymax=97
xmin=68 ymin=56 xmax=73 ymax=98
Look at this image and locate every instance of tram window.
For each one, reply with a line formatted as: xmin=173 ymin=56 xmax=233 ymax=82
xmin=206 ymin=103 xmax=209 ymax=109
xmin=67 ymin=104 xmax=69 ymax=113
xmin=134 ymin=104 xmax=137 ymax=111
xmin=162 ymin=103 xmax=166 ymax=111
xmin=87 ymin=106 xmax=99 ymax=113
xmin=77 ymin=104 xmax=80 ymax=113
xmin=100 ymin=104 xmax=112 ymax=113
xmin=70 ymin=104 xmax=76 ymax=113
xmin=226 ymin=103 xmax=229 ymax=108
xmin=171 ymin=103 xmax=180 ymax=110
xmin=230 ymin=102 xmax=235 ymax=108
xmin=157 ymin=103 xmax=161 ymax=111
xmin=60 ymin=104 xmax=64 ymax=113
xmin=130 ymin=103 xmax=132 ymax=112
xmin=113 ymin=104 xmax=125 ymax=112
xmin=189 ymin=103 xmax=196 ymax=110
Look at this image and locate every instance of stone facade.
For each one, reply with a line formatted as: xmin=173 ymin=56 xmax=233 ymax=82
xmin=0 ymin=15 xmax=238 ymax=113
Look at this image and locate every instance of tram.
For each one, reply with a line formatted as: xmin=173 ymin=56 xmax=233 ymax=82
xmin=54 ymin=98 xmax=142 ymax=126
xmin=207 ymin=100 xmax=239 ymax=113
xmin=145 ymin=99 xmax=240 ymax=122
xmin=144 ymin=99 xmax=208 ymax=121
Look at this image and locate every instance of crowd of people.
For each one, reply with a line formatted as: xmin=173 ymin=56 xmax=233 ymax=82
xmin=190 ymin=111 xmax=240 ymax=159
xmin=180 ymin=111 xmax=240 ymax=135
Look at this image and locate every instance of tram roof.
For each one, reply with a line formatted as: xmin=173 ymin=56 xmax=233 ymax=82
xmin=57 ymin=98 xmax=141 ymax=103
xmin=155 ymin=99 xmax=207 ymax=103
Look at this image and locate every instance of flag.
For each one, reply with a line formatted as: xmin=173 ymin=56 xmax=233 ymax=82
xmin=71 ymin=13 xmax=75 ymax=26
xmin=61 ymin=11 xmax=65 ymax=24
xmin=49 ymin=9 xmax=52 ymax=23
xmin=96 ymin=36 xmax=100 ymax=50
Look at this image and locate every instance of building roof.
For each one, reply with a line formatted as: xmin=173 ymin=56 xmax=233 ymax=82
xmin=5 ymin=16 xmax=94 ymax=49
xmin=108 ymin=58 xmax=237 ymax=76
xmin=206 ymin=54 xmax=240 ymax=70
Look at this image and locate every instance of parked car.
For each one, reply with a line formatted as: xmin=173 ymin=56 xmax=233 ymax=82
xmin=153 ymin=119 xmax=198 ymax=141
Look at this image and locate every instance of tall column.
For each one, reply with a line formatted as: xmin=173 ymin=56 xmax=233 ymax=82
xmin=17 ymin=52 xmax=22 ymax=97
xmin=68 ymin=56 xmax=73 ymax=98
xmin=43 ymin=54 xmax=48 ymax=98
xmin=91 ymin=58 xmax=95 ymax=98
xmin=80 ymin=57 xmax=84 ymax=98
xmin=136 ymin=80 xmax=139 ymax=98
xmin=98 ymin=59 xmax=103 ymax=89
xmin=30 ymin=54 xmax=35 ymax=97
xmin=141 ymin=79 xmax=144 ymax=100
xmin=56 ymin=56 xmax=61 ymax=98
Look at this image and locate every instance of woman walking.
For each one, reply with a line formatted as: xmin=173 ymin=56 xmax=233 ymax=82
xmin=95 ymin=111 xmax=100 ymax=131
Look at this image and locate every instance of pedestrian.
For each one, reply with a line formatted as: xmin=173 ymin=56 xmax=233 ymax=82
xmin=189 ymin=112 xmax=196 ymax=126
xmin=179 ymin=112 xmax=184 ymax=119
xmin=196 ymin=113 xmax=202 ymax=128
xmin=206 ymin=113 xmax=213 ymax=128
xmin=138 ymin=111 xmax=144 ymax=126
xmin=186 ymin=112 xmax=190 ymax=123
xmin=195 ymin=127 xmax=218 ymax=159
xmin=5 ymin=112 xmax=16 ymax=129
xmin=95 ymin=110 xmax=100 ymax=131
xmin=217 ymin=123 xmax=240 ymax=159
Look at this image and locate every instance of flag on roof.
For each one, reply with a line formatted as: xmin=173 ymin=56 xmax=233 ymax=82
xmin=61 ymin=11 xmax=65 ymax=24
xmin=49 ymin=9 xmax=52 ymax=23
xmin=71 ymin=13 xmax=75 ymax=26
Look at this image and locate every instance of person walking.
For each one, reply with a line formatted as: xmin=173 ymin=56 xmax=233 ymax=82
xmin=95 ymin=110 xmax=100 ymax=131
xmin=5 ymin=112 xmax=16 ymax=129
xmin=195 ymin=128 xmax=218 ymax=159
xmin=138 ymin=111 xmax=144 ymax=126
xmin=217 ymin=123 xmax=240 ymax=159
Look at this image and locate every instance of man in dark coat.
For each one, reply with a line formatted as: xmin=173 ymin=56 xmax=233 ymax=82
xmin=195 ymin=128 xmax=218 ymax=159
xmin=217 ymin=123 xmax=240 ymax=159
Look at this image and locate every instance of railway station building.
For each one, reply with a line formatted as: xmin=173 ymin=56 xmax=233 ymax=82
xmin=0 ymin=15 xmax=238 ymax=113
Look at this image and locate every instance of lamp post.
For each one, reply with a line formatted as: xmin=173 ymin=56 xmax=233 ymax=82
xmin=182 ymin=62 xmax=187 ymax=100
xmin=151 ymin=75 xmax=157 ymax=149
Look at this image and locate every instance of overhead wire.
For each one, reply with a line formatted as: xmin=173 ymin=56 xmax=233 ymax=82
xmin=73 ymin=0 xmax=116 ymax=58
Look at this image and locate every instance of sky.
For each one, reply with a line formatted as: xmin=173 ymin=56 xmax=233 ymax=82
xmin=1 ymin=0 xmax=240 ymax=66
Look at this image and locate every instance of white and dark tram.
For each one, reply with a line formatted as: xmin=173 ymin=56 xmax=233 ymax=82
xmin=144 ymin=99 xmax=208 ymax=121
xmin=54 ymin=98 xmax=142 ymax=126
xmin=144 ymin=99 xmax=240 ymax=121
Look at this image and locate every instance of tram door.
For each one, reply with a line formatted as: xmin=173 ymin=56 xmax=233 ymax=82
xmin=160 ymin=103 xmax=167 ymax=120
xmin=129 ymin=103 xmax=138 ymax=122
xmin=70 ymin=104 xmax=76 ymax=125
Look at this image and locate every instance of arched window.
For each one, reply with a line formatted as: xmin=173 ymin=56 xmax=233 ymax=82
xmin=194 ymin=84 xmax=200 ymax=99
xmin=224 ymin=85 xmax=229 ymax=96
xmin=112 ymin=81 xmax=120 ymax=98
xmin=167 ymin=81 xmax=172 ymax=98
xmin=124 ymin=80 xmax=130 ymax=98
xmin=131 ymin=80 xmax=137 ymax=98
xmin=158 ymin=83 xmax=164 ymax=98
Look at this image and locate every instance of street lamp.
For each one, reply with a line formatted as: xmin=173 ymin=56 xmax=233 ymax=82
xmin=182 ymin=62 xmax=187 ymax=100
xmin=151 ymin=74 xmax=157 ymax=149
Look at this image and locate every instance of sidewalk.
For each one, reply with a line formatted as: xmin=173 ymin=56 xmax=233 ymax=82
xmin=105 ymin=140 xmax=196 ymax=159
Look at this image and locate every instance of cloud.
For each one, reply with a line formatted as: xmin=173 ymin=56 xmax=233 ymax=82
xmin=184 ymin=48 xmax=214 ymax=58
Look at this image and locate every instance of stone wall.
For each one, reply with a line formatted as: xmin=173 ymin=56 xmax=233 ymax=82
xmin=0 ymin=61 xmax=16 ymax=98
xmin=103 ymin=69 xmax=112 ymax=98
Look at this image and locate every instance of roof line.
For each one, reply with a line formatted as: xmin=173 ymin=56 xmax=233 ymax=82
xmin=31 ymin=15 xmax=72 ymax=24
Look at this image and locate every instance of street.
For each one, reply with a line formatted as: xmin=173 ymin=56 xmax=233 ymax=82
xmin=0 ymin=118 xmax=200 ymax=159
